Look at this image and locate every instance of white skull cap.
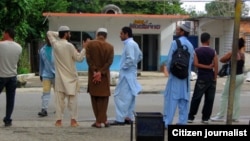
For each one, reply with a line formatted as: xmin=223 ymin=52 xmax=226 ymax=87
xmin=179 ymin=22 xmax=190 ymax=32
xmin=58 ymin=26 xmax=70 ymax=31
xmin=97 ymin=28 xmax=108 ymax=33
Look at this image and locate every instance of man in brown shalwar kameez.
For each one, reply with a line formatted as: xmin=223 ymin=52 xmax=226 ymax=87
xmin=85 ymin=28 xmax=114 ymax=128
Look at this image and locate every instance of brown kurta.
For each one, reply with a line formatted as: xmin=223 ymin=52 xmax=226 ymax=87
xmin=86 ymin=39 xmax=114 ymax=97
xmin=86 ymin=38 xmax=114 ymax=123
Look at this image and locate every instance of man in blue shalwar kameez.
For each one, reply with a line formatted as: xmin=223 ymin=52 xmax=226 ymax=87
xmin=110 ymin=26 xmax=143 ymax=125
xmin=163 ymin=22 xmax=194 ymax=128
xmin=38 ymin=36 xmax=55 ymax=117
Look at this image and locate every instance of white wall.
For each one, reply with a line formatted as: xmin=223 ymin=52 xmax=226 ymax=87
xmin=160 ymin=23 xmax=176 ymax=56
xmin=48 ymin=15 xmax=180 ymax=56
xmin=197 ymin=18 xmax=234 ymax=68
xmin=198 ymin=19 xmax=233 ymax=55
xmin=46 ymin=14 xmax=189 ymax=71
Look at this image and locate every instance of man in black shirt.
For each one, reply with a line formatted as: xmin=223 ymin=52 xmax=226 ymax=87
xmin=188 ymin=32 xmax=218 ymax=124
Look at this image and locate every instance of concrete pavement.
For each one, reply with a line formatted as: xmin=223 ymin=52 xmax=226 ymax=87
xmin=19 ymin=71 xmax=250 ymax=93
xmin=0 ymin=71 xmax=249 ymax=141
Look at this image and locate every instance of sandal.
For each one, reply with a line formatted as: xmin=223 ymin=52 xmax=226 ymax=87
xmin=91 ymin=123 xmax=101 ymax=128
xmin=124 ymin=119 xmax=133 ymax=125
xmin=104 ymin=122 xmax=110 ymax=128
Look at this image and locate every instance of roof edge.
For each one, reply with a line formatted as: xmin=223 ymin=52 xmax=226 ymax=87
xmin=42 ymin=12 xmax=189 ymax=19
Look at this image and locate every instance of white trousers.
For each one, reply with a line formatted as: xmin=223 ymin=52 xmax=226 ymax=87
xmin=54 ymin=91 xmax=78 ymax=121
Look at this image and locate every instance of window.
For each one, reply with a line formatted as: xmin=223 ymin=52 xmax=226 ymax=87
xmin=70 ymin=31 xmax=81 ymax=51
xmin=245 ymin=35 xmax=250 ymax=53
xmin=215 ymin=37 xmax=220 ymax=55
xmin=70 ymin=31 xmax=95 ymax=51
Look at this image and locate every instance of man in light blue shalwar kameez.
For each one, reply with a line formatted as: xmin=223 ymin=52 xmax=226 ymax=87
xmin=111 ymin=26 xmax=143 ymax=125
xmin=163 ymin=23 xmax=194 ymax=128
xmin=38 ymin=36 xmax=55 ymax=117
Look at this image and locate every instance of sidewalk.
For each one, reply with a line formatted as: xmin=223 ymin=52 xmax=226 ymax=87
xmin=19 ymin=71 xmax=250 ymax=93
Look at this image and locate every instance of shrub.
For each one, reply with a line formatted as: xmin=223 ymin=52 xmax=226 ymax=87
xmin=17 ymin=46 xmax=30 ymax=74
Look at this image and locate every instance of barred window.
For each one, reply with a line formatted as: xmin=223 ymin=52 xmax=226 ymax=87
xmin=245 ymin=35 xmax=250 ymax=53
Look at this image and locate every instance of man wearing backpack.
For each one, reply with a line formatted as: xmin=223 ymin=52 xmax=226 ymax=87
xmin=163 ymin=22 xmax=194 ymax=129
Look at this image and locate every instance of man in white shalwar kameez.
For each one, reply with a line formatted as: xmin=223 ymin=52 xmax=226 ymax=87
xmin=47 ymin=26 xmax=85 ymax=127
xmin=111 ymin=26 xmax=143 ymax=125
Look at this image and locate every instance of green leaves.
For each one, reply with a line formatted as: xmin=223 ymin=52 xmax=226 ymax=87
xmin=0 ymin=0 xmax=70 ymax=74
xmin=205 ymin=1 xmax=249 ymax=17
xmin=68 ymin=0 xmax=186 ymax=15
xmin=106 ymin=0 xmax=186 ymax=15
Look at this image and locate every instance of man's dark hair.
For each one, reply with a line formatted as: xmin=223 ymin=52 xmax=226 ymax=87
xmin=200 ymin=32 xmax=210 ymax=43
xmin=180 ymin=28 xmax=189 ymax=37
xmin=97 ymin=32 xmax=107 ymax=38
xmin=238 ymin=37 xmax=245 ymax=50
xmin=82 ymin=33 xmax=93 ymax=42
xmin=45 ymin=36 xmax=51 ymax=46
xmin=58 ymin=31 xmax=68 ymax=38
xmin=5 ymin=28 xmax=15 ymax=39
xmin=122 ymin=26 xmax=133 ymax=37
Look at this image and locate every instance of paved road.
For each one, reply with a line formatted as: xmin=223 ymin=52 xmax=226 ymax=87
xmin=0 ymin=72 xmax=249 ymax=141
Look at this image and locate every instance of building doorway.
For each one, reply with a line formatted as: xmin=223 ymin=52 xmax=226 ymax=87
xmin=134 ymin=34 xmax=159 ymax=71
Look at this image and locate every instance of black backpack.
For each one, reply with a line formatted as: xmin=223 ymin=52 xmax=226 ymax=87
xmin=170 ymin=39 xmax=190 ymax=79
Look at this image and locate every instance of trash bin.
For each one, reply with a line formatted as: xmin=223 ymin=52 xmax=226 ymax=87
xmin=135 ymin=112 xmax=165 ymax=141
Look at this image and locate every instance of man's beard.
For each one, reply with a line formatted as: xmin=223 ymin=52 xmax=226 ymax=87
xmin=176 ymin=34 xmax=181 ymax=37
xmin=66 ymin=35 xmax=70 ymax=41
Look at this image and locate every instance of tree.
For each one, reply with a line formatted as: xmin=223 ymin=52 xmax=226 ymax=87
xmin=68 ymin=0 xmax=187 ymax=15
xmin=0 ymin=0 xmax=70 ymax=74
xmin=0 ymin=0 xmax=70 ymax=42
xmin=68 ymin=0 xmax=103 ymax=13
xmin=24 ymin=0 xmax=70 ymax=41
xmin=205 ymin=0 xmax=249 ymax=17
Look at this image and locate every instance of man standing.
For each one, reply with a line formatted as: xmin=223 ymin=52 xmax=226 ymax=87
xmin=111 ymin=26 xmax=143 ymax=125
xmin=188 ymin=32 xmax=218 ymax=124
xmin=47 ymin=26 xmax=85 ymax=127
xmin=38 ymin=36 xmax=55 ymax=117
xmin=0 ymin=28 xmax=22 ymax=127
xmin=163 ymin=23 xmax=194 ymax=128
xmin=85 ymin=28 xmax=114 ymax=128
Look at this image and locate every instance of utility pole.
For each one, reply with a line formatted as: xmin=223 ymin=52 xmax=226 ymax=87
xmin=226 ymin=0 xmax=241 ymax=125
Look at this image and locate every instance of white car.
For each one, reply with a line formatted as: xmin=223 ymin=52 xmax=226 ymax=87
xmin=246 ymin=72 xmax=250 ymax=82
xmin=244 ymin=53 xmax=250 ymax=82
xmin=190 ymin=71 xmax=197 ymax=81
xmin=110 ymin=71 xmax=119 ymax=86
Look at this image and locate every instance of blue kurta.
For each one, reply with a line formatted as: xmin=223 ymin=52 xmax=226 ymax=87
xmin=39 ymin=44 xmax=55 ymax=79
xmin=39 ymin=44 xmax=55 ymax=110
xmin=114 ymin=38 xmax=143 ymax=122
xmin=163 ymin=36 xmax=194 ymax=127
